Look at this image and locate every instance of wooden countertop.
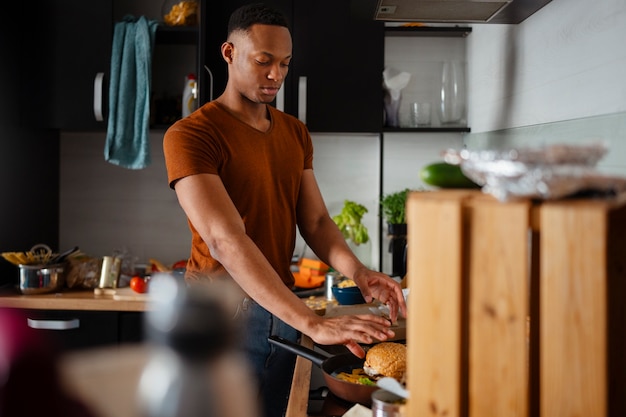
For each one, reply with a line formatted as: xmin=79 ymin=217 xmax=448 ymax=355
xmin=0 ymin=288 xmax=148 ymax=312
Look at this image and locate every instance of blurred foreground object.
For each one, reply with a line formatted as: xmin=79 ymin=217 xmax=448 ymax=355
xmin=138 ymin=273 xmax=259 ymax=417
xmin=444 ymin=142 xmax=626 ymax=201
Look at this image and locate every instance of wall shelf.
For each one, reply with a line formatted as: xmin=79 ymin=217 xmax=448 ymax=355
xmin=384 ymin=126 xmax=471 ymax=133
xmin=155 ymin=25 xmax=198 ymax=45
xmin=384 ymin=26 xmax=472 ymax=37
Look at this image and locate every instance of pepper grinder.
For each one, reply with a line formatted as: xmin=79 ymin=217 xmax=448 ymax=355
xmin=138 ymin=274 xmax=257 ymax=417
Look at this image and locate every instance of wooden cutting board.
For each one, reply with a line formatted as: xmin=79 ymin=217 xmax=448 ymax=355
xmin=325 ymin=302 xmax=407 ymax=341
xmin=94 ymin=287 xmax=150 ymax=301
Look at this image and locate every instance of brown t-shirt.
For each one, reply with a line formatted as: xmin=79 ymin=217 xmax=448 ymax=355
xmin=163 ymin=101 xmax=313 ymax=287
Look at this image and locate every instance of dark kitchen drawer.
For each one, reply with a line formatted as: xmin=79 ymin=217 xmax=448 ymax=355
xmin=15 ymin=309 xmax=143 ymax=352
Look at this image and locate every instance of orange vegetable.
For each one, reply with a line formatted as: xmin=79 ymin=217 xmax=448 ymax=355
xmin=300 ymin=258 xmax=329 ymax=270
xmin=292 ymin=271 xmax=325 ymax=289
xmin=299 ymin=266 xmax=326 ymax=277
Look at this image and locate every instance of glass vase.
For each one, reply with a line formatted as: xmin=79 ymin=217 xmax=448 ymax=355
xmin=439 ymin=61 xmax=466 ymax=125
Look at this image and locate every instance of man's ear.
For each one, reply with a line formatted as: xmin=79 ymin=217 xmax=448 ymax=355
xmin=221 ymin=41 xmax=234 ymax=64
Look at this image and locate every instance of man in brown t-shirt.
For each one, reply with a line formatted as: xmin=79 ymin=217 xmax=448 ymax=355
xmin=163 ymin=4 xmax=407 ymax=417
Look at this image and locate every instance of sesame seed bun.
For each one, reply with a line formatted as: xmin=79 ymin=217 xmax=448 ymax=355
xmin=363 ymin=342 xmax=407 ymax=382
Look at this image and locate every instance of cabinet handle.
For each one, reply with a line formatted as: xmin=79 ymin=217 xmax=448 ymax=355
xmin=203 ymin=65 xmax=214 ymax=102
xmin=276 ymin=85 xmax=285 ymax=112
xmin=27 ymin=318 xmax=80 ymax=331
xmin=93 ymin=72 xmax=105 ymax=122
xmin=298 ymin=76 xmax=307 ymax=123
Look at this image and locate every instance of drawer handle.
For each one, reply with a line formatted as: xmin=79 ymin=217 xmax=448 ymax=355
xmin=27 ymin=318 xmax=80 ymax=330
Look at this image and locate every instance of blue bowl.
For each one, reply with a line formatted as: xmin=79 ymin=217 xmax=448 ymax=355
xmin=332 ymin=285 xmax=366 ymax=305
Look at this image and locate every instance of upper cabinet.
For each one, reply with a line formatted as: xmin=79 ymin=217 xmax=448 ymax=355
xmin=41 ymin=0 xmax=201 ymax=131
xmin=39 ymin=0 xmax=469 ymax=134
xmin=289 ymin=1 xmax=384 ymax=133
xmin=45 ymin=0 xmax=113 ymax=131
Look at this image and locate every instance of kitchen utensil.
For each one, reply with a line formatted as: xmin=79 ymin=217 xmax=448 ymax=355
xmin=48 ymin=246 xmax=80 ymax=265
xmin=268 ymin=335 xmax=378 ymax=405
xmin=18 ymin=263 xmax=65 ymax=295
xmin=376 ymin=377 xmax=409 ymax=399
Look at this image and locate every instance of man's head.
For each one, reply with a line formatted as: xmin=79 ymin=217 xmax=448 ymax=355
xmin=227 ymin=3 xmax=290 ymax=38
xmin=222 ymin=3 xmax=292 ymax=104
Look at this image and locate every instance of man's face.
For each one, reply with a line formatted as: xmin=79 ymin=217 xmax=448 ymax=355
xmin=228 ymin=24 xmax=292 ymax=104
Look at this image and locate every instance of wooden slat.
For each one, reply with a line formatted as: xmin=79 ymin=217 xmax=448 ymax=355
xmin=540 ymin=201 xmax=608 ymax=417
xmin=467 ymin=198 xmax=530 ymax=417
xmin=285 ymin=335 xmax=314 ymax=417
xmin=406 ymin=191 xmax=469 ymax=417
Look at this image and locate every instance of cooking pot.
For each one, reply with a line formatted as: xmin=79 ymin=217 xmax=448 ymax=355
xmin=18 ymin=263 xmax=65 ymax=294
xmin=268 ymin=335 xmax=378 ymax=406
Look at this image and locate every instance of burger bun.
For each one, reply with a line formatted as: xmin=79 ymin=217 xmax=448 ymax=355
xmin=363 ymin=342 xmax=407 ymax=382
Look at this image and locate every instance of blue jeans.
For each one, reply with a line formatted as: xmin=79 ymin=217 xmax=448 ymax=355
xmin=239 ymin=298 xmax=299 ymax=417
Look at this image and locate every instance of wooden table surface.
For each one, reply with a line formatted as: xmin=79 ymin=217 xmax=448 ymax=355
xmin=0 ymin=288 xmax=148 ymax=311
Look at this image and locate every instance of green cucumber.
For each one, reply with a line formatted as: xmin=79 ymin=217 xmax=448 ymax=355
xmin=419 ymin=162 xmax=480 ymax=189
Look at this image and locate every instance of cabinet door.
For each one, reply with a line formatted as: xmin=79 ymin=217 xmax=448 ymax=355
xmin=119 ymin=311 xmax=144 ymax=344
xmin=49 ymin=0 xmax=113 ymax=131
xmin=290 ymin=0 xmax=384 ymax=132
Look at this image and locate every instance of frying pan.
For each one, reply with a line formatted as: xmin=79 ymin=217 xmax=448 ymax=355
xmin=268 ymin=335 xmax=377 ymax=406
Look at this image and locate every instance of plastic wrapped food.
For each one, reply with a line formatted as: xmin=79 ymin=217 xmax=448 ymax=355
xmin=443 ymin=142 xmax=626 ymax=201
xmin=65 ymin=256 xmax=102 ymax=289
xmin=163 ymin=0 xmax=198 ymax=26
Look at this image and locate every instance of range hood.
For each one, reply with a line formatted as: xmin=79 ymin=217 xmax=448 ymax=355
xmin=365 ymin=0 xmax=552 ymax=24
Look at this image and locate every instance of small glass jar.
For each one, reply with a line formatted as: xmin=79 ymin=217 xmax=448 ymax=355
xmin=161 ymin=0 xmax=198 ymax=26
xmin=372 ymin=389 xmax=407 ymax=417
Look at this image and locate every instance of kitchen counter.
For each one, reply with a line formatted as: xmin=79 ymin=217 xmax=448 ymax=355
xmin=0 ymin=288 xmax=148 ymax=312
xmin=1 ymin=289 xmax=394 ymax=416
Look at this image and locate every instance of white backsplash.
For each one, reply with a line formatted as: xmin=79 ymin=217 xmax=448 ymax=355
xmin=60 ymin=131 xmax=190 ymax=266
xmin=60 ymin=130 xmax=463 ymax=274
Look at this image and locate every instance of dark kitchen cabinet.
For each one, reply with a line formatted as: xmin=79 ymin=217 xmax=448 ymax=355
xmin=11 ymin=309 xmax=144 ymax=351
xmin=45 ymin=0 xmax=113 ymax=131
xmin=200 ymin=0 xmax=384 ymax=133
xmin=289 ymin=1 xmax=384 ymax=132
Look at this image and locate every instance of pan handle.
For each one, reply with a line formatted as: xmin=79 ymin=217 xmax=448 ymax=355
xmin=268 ymin=335 xmax=330 ymax=367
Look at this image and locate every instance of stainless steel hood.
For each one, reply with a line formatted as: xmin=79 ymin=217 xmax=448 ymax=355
xmin=366 ymin=0 xmax=552 ymax=24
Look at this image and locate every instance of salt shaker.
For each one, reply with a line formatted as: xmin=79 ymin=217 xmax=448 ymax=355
xmin=324 ymin=271 xmax=338 ymax=301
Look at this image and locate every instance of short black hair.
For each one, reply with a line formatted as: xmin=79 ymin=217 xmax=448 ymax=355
xmin=227 ymin=3 xmax=290 ymax=37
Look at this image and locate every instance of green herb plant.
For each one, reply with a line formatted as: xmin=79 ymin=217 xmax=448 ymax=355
xmin=332 ymin=200 xmax=370 ymax=245
xmin=380 ymin=188 xmax=411 ymax=225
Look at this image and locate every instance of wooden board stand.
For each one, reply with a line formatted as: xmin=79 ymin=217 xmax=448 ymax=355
xmin=406 ymin=190 xmax=626 ymax=417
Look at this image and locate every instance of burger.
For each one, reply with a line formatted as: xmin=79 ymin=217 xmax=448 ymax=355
xmin=363 ymin=342 xmax=407 ymax=383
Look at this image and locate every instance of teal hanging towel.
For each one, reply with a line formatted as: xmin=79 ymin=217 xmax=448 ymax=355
xmin=105 ymin=15 xmax=158 ymax=169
